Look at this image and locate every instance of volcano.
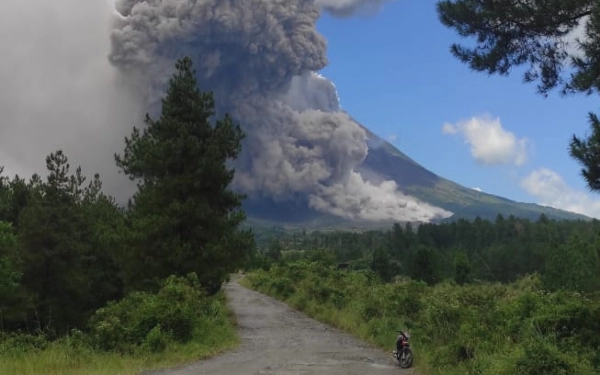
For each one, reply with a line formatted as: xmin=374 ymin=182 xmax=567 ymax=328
xmin=106 ymin=0 xmax=590 ymax=230
xmin=243 ymin=117 xmax=589 ymax=230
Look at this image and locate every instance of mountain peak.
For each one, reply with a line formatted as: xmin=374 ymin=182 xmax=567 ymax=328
xmin=243 ymin=119 xmax=589 ymax=229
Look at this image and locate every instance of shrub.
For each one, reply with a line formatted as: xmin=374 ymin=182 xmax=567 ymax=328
xmin=143 ymin=324 xmax=168 ymax=353
xmin=0 ymin=332 xmax=48 ymax=355
xmin=244 ymin=260 xmax=600 ymax=375
xmin=89 ymin=273 xmax=213 ymax=353
xmin=515 ymin=340 xmax=574 ymax=375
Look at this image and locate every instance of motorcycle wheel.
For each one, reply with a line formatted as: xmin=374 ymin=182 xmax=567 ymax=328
xmin=398 ymin=347 xmax=413 ymax=369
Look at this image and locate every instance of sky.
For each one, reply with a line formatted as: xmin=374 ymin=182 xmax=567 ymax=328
xmin=315 ymin=0 xmax=600 ymax=218
xmin=2 ymin=0 xmax=600 ymax=220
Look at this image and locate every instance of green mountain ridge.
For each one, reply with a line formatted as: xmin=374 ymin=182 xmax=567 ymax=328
xmin=242 ymin=117 xmax=589 ymax=231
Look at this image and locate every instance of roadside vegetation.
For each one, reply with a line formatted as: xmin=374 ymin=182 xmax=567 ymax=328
xmin=244 ymin=217 xmax=600 ymax=375
xmin=0 ymin=57 xmax=252 ymax=374
xmin=0 ymin=285 xmax=238 ymax=375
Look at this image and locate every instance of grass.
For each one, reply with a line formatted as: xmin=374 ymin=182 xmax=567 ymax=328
xmin=0 ymin=289 xmax=240 ymax=375
xmin=0 ymin=334 xmax=238 ymax=375
xmin=242 ymin=262 xmax=600 ymax=375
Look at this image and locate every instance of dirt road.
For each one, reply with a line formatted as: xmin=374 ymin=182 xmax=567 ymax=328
xmin=147 ymin=280 xmax=417 ymax=375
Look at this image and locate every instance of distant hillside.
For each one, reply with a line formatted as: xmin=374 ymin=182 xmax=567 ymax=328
xmin=242 ymin=116 xmax=589 ymax=231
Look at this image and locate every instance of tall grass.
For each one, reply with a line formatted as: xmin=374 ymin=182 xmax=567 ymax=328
xmin=0 ymin=276 xmax=240 ymax=375
xmin=0 ymin=325 xmax=238 ymax=375
xmin=243 ymin=262 xmax=600 ymax=375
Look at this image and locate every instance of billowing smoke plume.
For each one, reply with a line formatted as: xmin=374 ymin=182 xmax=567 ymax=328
xmin=0 ymin=0 xmax=449 ymax=223
xmin=0 ymin=0 xmax=141 ymax=197
xmin=109 ymin=0 xmax=451 ymax=222
xmin=316 ymin=0 xmax=396 ymax=18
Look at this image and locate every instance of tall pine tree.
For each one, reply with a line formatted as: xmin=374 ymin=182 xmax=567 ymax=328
xmin=116 ymin=57 xmax=253 ymax=294
xmin=18 ymin=151 xmax=93 ymax=332
xmin=436 ymin=1 xmax=600 ymax=191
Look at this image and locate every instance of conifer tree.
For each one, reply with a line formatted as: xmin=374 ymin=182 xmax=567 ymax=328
xmin=436 ymin=1 xmax=600 ymax=190
xmin=116 ymin=57 xmax=253 ymax=294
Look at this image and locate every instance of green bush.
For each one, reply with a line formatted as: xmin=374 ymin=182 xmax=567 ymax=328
xmin=515 ymin=340 xmax=574 ymax=375
xmin=89 ymin=273 xmax=213 ymax=353
xmin=0 ymin=332 xmax=48 ymax=355
xmin=245 ymin=261 xmax=600 ymax=375
xmin=143 ymin=324 xmax=168 ymax=353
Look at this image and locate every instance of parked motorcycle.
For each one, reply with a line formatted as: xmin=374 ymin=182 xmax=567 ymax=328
xmin=392 ymin=330 xmax=414 ymax=368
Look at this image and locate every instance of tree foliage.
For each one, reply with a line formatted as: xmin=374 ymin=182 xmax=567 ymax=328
xmin=0 ymin=57 xmax=251 ymax=339
xmin=257 ymin=214 xmax=600 ymax=292
xmin=570 ymin=112 xmax=600 ymax=190
xmin=115 ymin=56 xmax=253 ymax=294
xmin=453 ymin=250 xmax=472 ymax=285
xmin=0 ymin=151 xmax=126 ymax=333
xmin=0 ymin=221 xmax=22 ymax=326
xmin=246 ymin=262 xmax=600 ymax=375
xmin=437 ymin=0 xmax=594 ymax=95
xmin=436 ymin=0 xmax=600 ymax=191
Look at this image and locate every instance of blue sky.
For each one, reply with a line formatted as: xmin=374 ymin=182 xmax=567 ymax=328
xmin=315 ymin=0 xmax=600 ymax=218
xmin=4 ymin=0 xmax=599 ymax=220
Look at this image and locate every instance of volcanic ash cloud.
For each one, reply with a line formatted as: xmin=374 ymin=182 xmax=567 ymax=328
xmin=109 ymin=0 xmax=451 ymax=222
xmin=315 ymin=0 xmax=396 ymax=18
xmin=0 ymin=0 xmax=142 ymax=199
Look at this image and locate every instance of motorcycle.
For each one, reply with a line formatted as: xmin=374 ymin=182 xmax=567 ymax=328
xmin=392 ymin=330 xmax=414 ymax=368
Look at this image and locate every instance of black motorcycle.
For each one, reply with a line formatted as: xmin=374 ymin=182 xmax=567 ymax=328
xmin=392 ymin=330 xmax=414 ymax=368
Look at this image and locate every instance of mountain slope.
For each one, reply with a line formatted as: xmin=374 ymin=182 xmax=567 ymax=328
xmin=358 ymin=126 xmax=588 ymax=222
xmin=242 ymin=120 xmax=589 ymax=230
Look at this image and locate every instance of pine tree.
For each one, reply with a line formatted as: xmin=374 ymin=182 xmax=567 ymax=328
xmin=116 ymin=57 xmax=253 ymax=294
xmin=453 ymin=250 xmax=472 ymax=285
xmin=437 ymin=0 xmax=594 ymax=96
xmin=0 ymin=221 xmax=22 ymax=327
xmin=409 ymin=245 xmax=440 ymax=285
xmin=569 ymin=113 xmax=600 ymax=191
xmin=370 ymin=247 xmax=394 ymax=282
xmin=436 ymin=1 xmax=600 ymax=190
xmin=18 ymin=151 xmax=92 ymax=331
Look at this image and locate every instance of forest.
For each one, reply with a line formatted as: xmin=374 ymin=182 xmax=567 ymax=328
xmin=2 ymin=56 xmax=600 ymax=374
xmin=255 ymin=215 xmax=600 ymax=292
xmin=0 ymin=58 xmax=252 ymax=375
xmin=5 ymin=3 xmax=600 ymax=369
xmin=244 ymin=215 xmax=600 ymax=375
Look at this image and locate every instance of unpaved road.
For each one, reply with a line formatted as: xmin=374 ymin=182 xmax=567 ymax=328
xmin=146 ymin=280 xmax=417 ymax=375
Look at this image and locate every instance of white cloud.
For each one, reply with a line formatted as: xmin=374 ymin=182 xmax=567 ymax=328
xmin=472 ymin=187 xmax=482 ymax=192
xmin=521 ymin=168 xmax=600 ymax=219
xmin=441 ymin=123 xmax=457 ymax=135
xmin=442 ymin=114 xmax=528 ymax=166
xmin=386 ymin=134 xmax=398 ymax=143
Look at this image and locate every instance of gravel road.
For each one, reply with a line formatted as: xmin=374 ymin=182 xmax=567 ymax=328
xmin=146 ymin=279 xmax=418 ymax=375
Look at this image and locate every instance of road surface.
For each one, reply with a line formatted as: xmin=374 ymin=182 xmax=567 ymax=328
xmin=146 ymin=279 xmax=417 ymax=375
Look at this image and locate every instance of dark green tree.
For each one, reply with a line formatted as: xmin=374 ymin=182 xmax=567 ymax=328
xmin=115 ymin=56 xmax=253 ymax=294
xmin=370 ymin=247 xmax=397 ymax=282
xmin=436 ymin=1 xmax=600 ymax=190
xmin=78 ymin=174 xmax=126 ymax=312
xmin=18 ymin=151 xmax=95 ymax=332
xmin=437 ymin=0 xmax=594 ymax=95
xmin=570 ymin=113 xmax=600 ymax=191
xmin=409 ymin=245 xmax=441 ymax=285
xmin=0 ymin=221 xmax=23 ymax=328
xmin=453 ymin=250 xmax=472 ymax=285
xmin=305 ymin=247 xmax=336 ymax=266
xmin=0 ymin=169 xmax=9 ymax=221
xmin=542 ymin=234 xmax=599 ymax=292
xmin=266 ymin=239 xmax=283 ymax=262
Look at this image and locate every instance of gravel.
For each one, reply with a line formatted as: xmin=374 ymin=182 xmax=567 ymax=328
xmin=146 ymin=279 xmax=419 ymax=375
